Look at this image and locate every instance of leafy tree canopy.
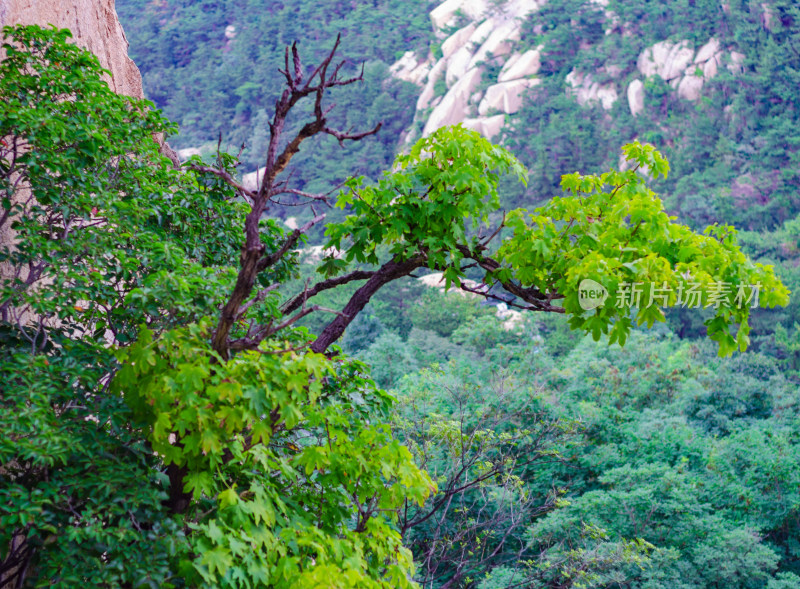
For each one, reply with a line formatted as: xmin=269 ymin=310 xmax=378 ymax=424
xmin=0 ymin=24 xmax=789 ymax=588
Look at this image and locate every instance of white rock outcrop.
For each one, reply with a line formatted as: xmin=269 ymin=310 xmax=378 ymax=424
xmin=242 ymin=168 xmax=264 ymax=192
xmin=566 ymin=71 xmax=618 ymax=110
xmin=479 ymin=78 xmax=538 ymax=115
xmin=634 ymin=37 xmax=742 ymax=106
xmin=695 ymin=39 xmax=723 ymax=79
xmin=431 ymin=0 xmax=491 ymax=30
xmin=677 ymin=74 xmax=704 ymax=101
xmin=390 ymin=1 xmax=753 ymax=145
xmin=446 ymin=45 xmax=474 ymax=87
xmin=664 ymin=43 xmax=695 ymax=81
xmin=301 ymin=245 xmax=343 ymax=264
xmin=498 ymin=47 xmax=542 ymax=82
xmin=416 ymin=58 xmax=447 ymax=111
xmin=463 ymin=114 xmax=506 ymax=139
xmin=728 ymin=51 xmax=745 ymax=74
xmin=441 ymin=23 xmax=477 ymax=59
xmin=496 ymin=302 xmax=524 ymax=330
xmin=502 ymin=0 xmax=547 ymax=20
xmin=637 ymin=41 xmax=672 ymax=78
xmin=387 ymin=0 xmax=554 ymax=141
xmin=466 ymin=19 xmax=520 ymax=70
xmin=595 ymin=85 xmax=618 ymax=110
xmin=423 ymin=66 xmax=484 ymax=136
xmin=761 ymin=2 xmax=775 ymax=31
xmin=390 ymin=51 xmax=419 ymax=80
xmin=468 ymin=18 xmax=496 ymax=51
xmin=391 ymin=50 xmax=432 ymax=85
xmin=695 ymin=37 xmax=721 ymax=64
xmin=637 ymin=40 xmax=694 ymax=82
xmin=627 ymin=79 xmax=644 ymax=116
xmin=177 ymin=147 xmax=203 ymax=160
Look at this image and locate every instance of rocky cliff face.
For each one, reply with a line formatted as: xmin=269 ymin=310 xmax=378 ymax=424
xmin=0 ymin=0 xmax=144 ymax=98
xmin=392 ymin=0 xmax=757 ymax=142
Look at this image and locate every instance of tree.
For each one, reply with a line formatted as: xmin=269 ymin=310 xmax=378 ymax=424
xmin=0 ymin=24 xmax=245 ymax=586
xmin=392 ymin=365 xmax=582 ymax=588
xmin=0 ymin=25 xmax=430 ymax=588
xmin=0 ymin=23 xmax=789 ymax=588
xmin=512 ymin=330 xmax=800 ymax=587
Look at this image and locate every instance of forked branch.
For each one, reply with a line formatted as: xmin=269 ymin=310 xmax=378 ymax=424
xmin=210 ymin=37 xmax=380 ymax=358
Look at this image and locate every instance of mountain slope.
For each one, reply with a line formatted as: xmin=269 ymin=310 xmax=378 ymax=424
xmin=391 ymin=0 xmax=800 ymax=234
xmin=116 ymin=0 xmax=435 ymax=189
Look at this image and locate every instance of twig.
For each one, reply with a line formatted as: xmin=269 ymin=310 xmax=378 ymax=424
xmin=188 ymin=164 xmax=256 ymax=200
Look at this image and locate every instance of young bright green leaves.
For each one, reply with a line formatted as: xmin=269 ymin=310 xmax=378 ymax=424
xmin=324 ymin=125 xmax=527 ymax=285
xmin=325 ymin=126 xmax=786 ymax=357
xmin=499 ymin=142 xmax=789 ymax=356
xmin=113 ymin=321 xmax=434 ymax=587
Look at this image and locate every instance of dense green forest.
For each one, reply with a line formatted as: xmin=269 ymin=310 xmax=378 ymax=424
xmin=116 ymin=0 xmax=435 ymax=188
xmin=2 ymin=0 xmax=800 ymax=586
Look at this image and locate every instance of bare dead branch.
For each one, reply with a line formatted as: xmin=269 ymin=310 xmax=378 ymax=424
xmin=269 ymin=184 xmax=344 ymax=207
xmin=302 ymin=34 xmax=341 ymax=94
xmin=211 ymin=37 xmax=384 ymax=359
xmin=454 ymin=244 xmax=564 ymax=312
xmin=480 ymin=212 xmax=506 ymax=247
xmin=292 ymin=43 xmax=302 ymax=85
xmin=324 ymin=123 xmax=382 ymax=147
xmin=228 ymin=304 xmax=345 ymax=352
xmin=256 ymin=213 xmax=325 ymax=273
xmin=236 ymin=283 xmax=280 ymax=320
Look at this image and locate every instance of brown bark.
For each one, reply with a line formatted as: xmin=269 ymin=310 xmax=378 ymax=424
xmin=281 ymin=270 xmax=375 ymax=315
xmin=310 ymin=254 xmax=426 ymax=354
xmin=209 ymin=37 xmax=379 ymax=360
xmin=0 ymin=531 xmax=32 ymax=589
xmin=168 ymin=38 xmax=382 ymax=516
xmin=454 ymin=244 xmax=564 ymax=312
xmin=165 ymin=463 xmax=192 ymax=515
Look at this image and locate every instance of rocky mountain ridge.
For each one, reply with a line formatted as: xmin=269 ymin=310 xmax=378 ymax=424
xmin=391 ymin=0 xmax=751 ymax=142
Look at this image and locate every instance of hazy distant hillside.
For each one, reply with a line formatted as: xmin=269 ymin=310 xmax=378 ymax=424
xmin=116 ymin=0 xmax=435 ymax=191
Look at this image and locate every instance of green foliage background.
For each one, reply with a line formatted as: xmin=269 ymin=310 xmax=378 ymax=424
xmin=110 ymin=1 xmax=800 ymax=585
xmin=5 ymin=0 xmax=800 ymax=585
xmin=116 ymin=0 xmax=434 ymax=190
